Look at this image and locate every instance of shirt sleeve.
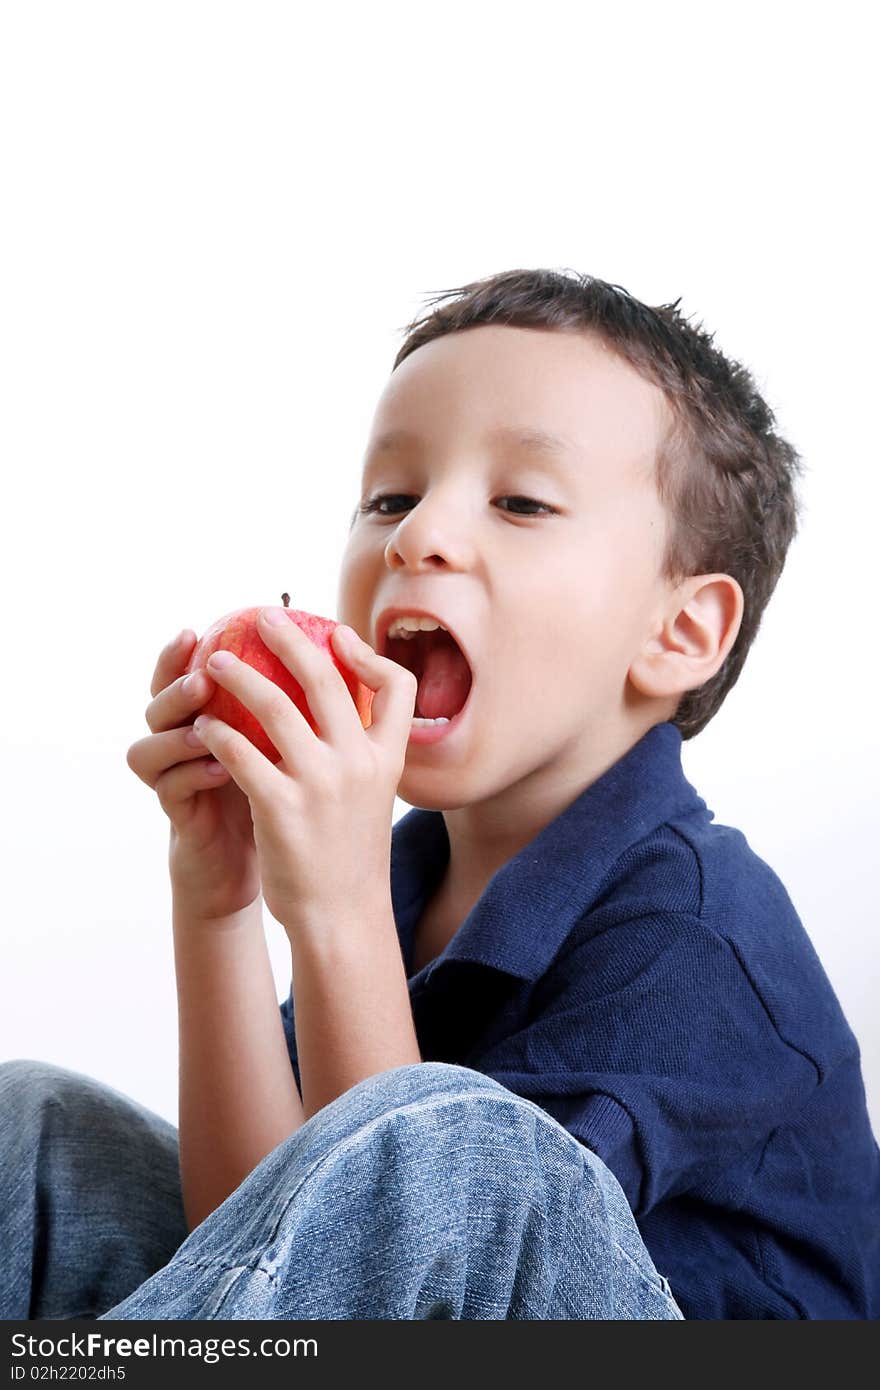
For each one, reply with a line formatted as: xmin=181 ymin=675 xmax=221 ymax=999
xmin=472 ymin=910 xmax=820 ymax=1216
xmin=279 ymin=985 xmax=302 ymax=1095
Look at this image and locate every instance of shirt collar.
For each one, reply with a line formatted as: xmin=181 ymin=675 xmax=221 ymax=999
xmin=390 ymin=720 xmax=710 ymax=983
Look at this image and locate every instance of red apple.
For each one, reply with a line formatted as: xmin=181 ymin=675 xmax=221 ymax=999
xmin=184 ymin=594 xmax=374 ymax=762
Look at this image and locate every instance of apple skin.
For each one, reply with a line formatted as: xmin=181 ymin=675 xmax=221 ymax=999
xmin=184 ymin=605 xmax=374 ymax=763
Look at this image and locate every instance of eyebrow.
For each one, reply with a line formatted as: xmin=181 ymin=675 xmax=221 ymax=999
xmin=363 ymin=425 xmax=579 ymax=475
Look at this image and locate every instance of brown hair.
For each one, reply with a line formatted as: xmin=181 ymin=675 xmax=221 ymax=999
xmin=391 ymin=268 xmax=806 ymax=740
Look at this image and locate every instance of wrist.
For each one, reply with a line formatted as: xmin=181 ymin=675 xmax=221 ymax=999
xmin=281 ymin=887 xmax=393 ymax=947
xmin=172 ymin=891 xmax=263 ymax=935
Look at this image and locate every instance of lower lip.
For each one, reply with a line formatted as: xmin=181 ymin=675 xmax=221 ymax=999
xmin=407 ymin=683 xmax=474 ymax=746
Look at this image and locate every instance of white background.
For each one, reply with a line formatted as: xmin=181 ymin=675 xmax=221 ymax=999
xmin=1 ymin=1 xmax=877 ymax=1134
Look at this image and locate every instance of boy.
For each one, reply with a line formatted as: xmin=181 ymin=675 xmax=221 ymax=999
xmin=2 ymin=269 xmax=877 ymax=1320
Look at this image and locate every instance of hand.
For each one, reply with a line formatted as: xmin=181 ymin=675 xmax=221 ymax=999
xmin=126 ymin=630 xmax=262 ymax=921
xmin=188 ymin=608 xmax=418 ymax=933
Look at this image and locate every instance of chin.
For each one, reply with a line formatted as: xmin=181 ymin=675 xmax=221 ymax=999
xmin=395 ymin=771 xmax=473 ymax=814
xmin=396 ymin=782 xmax=455 ymax=813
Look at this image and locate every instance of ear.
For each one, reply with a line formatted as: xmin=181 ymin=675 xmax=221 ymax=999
xmin=628 ymin=573 xmax=745 ymax=702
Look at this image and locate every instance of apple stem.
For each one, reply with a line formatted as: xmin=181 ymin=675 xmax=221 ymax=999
xmin=281 ymin=592 xmax=290 ymax=608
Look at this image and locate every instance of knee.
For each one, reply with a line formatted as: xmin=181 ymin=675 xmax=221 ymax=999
xmin=279 ymin=1062 xmax=576 ymax=1191
xmin=0 ymin=1058 xmax=68 ymax=1096
xmin=350 ymin=1064 xmax=584 ymax=1163
xmin=0 ymin=1059 xmax=102 ymax=1120
xmin=274 ymin=1064 xmax=602 ymax=1278
xmin=352 ymin=1060 xmax=512 ymax=1112
xmin=0 ymin=1058 xmax=86 ymax=1088
xmin=366 ymin=1064 xmax=613 ymax=1165
xmin=330 ymin=1061 xmax=589 ymax=1192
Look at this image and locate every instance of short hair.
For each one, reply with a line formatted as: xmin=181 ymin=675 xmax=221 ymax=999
xmin=390 ymin=268 xmax=806 ymax=740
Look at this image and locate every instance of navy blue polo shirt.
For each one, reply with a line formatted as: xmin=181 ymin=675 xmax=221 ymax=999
xmin=280 ymin=720 xmax=880 ymax=1319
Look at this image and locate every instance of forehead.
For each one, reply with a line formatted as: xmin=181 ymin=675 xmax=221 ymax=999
xmin=364 ymin=325 xmax=670 ymax=487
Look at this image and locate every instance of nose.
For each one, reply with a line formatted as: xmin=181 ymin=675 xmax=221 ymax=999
xmin=384 ymin=494 xmax=472 ymax=572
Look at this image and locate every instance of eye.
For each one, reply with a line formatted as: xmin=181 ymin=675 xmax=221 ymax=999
xmin=358 ymin=493 xmax=557 ymax=517
xmin=359 ymin=494 xmax=415 ymax=516
xmin=497 ymin=496 xmax=556 ymax=516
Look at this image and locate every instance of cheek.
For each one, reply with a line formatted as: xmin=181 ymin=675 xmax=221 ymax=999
xmin=483 ymin=589 xmax=583 ymax=712
xmin=534 ymin=534 xmax=653 ymax=658
xmin=488 ymin=566 xmax=634 ymax=710
xmin=335 ymin=535 xmax=390 ymax=638
xmin=336 ymin=547 xmax=368 ymax=623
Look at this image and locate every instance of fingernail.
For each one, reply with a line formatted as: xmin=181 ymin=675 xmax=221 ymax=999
xmin=181 ymin=673 xmax=199 ymax=693
xmin=208 ymin=650 xmax=236 ymax=669
xmin=185 ymin=728 xmax=204 ymax=747
xmin=261 ymin=607 xmax=287 ymax=626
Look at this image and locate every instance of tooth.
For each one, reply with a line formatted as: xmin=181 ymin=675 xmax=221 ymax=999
xmin=387 ymin=615 xmax=447 ymax=641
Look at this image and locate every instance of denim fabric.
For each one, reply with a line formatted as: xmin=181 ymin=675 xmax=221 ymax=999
xmin=0 ymin=1058 xmax=683 ymax=1320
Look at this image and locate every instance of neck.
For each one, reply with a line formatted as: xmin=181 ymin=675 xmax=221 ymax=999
xmin=435 ymin=716 xmax=667 ymax=912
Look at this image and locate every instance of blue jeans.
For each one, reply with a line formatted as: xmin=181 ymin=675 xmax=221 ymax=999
xmin=0 ymin=1058 xmax=683 ymax=1320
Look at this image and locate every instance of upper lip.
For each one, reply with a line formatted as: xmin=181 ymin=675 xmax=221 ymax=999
xmin=375 ymin=605 xmax=475 ymax=675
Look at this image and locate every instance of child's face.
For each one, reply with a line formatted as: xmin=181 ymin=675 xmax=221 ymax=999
xmin=337 ymin=324 xmax=680 ymax=807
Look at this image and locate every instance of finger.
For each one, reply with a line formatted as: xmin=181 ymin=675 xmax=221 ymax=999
xmin=146 ymin=665 xmax=217 ymax=735
xmin=154 ymin=754 xmax=230 ymax=817
xmin=200 ymin=649 xmax=312 ymax=767
xmin=150 ymin=629 xmax=197 ymax=700
xmin=330 ymin=625 xmax=418 ymax=741
xmin=127 ymin=725 xmax=225 ymax=790
xmin=252 ymin=607 xmax=363 ymax=747
xmin=190 ymin=713 xmax=275 ymax=805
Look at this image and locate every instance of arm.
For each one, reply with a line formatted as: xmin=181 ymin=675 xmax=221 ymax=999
xmin=172 ymin=894 xmax=304 ymax=1231
xmin=183 ymin=616 xmax=423 ymax=1129
xmin=287 ymin=893 xmax=422 ymax=1122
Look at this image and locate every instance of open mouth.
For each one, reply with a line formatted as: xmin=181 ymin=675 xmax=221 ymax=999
xmin=384 ymin=628 xmax=473 ymax=720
